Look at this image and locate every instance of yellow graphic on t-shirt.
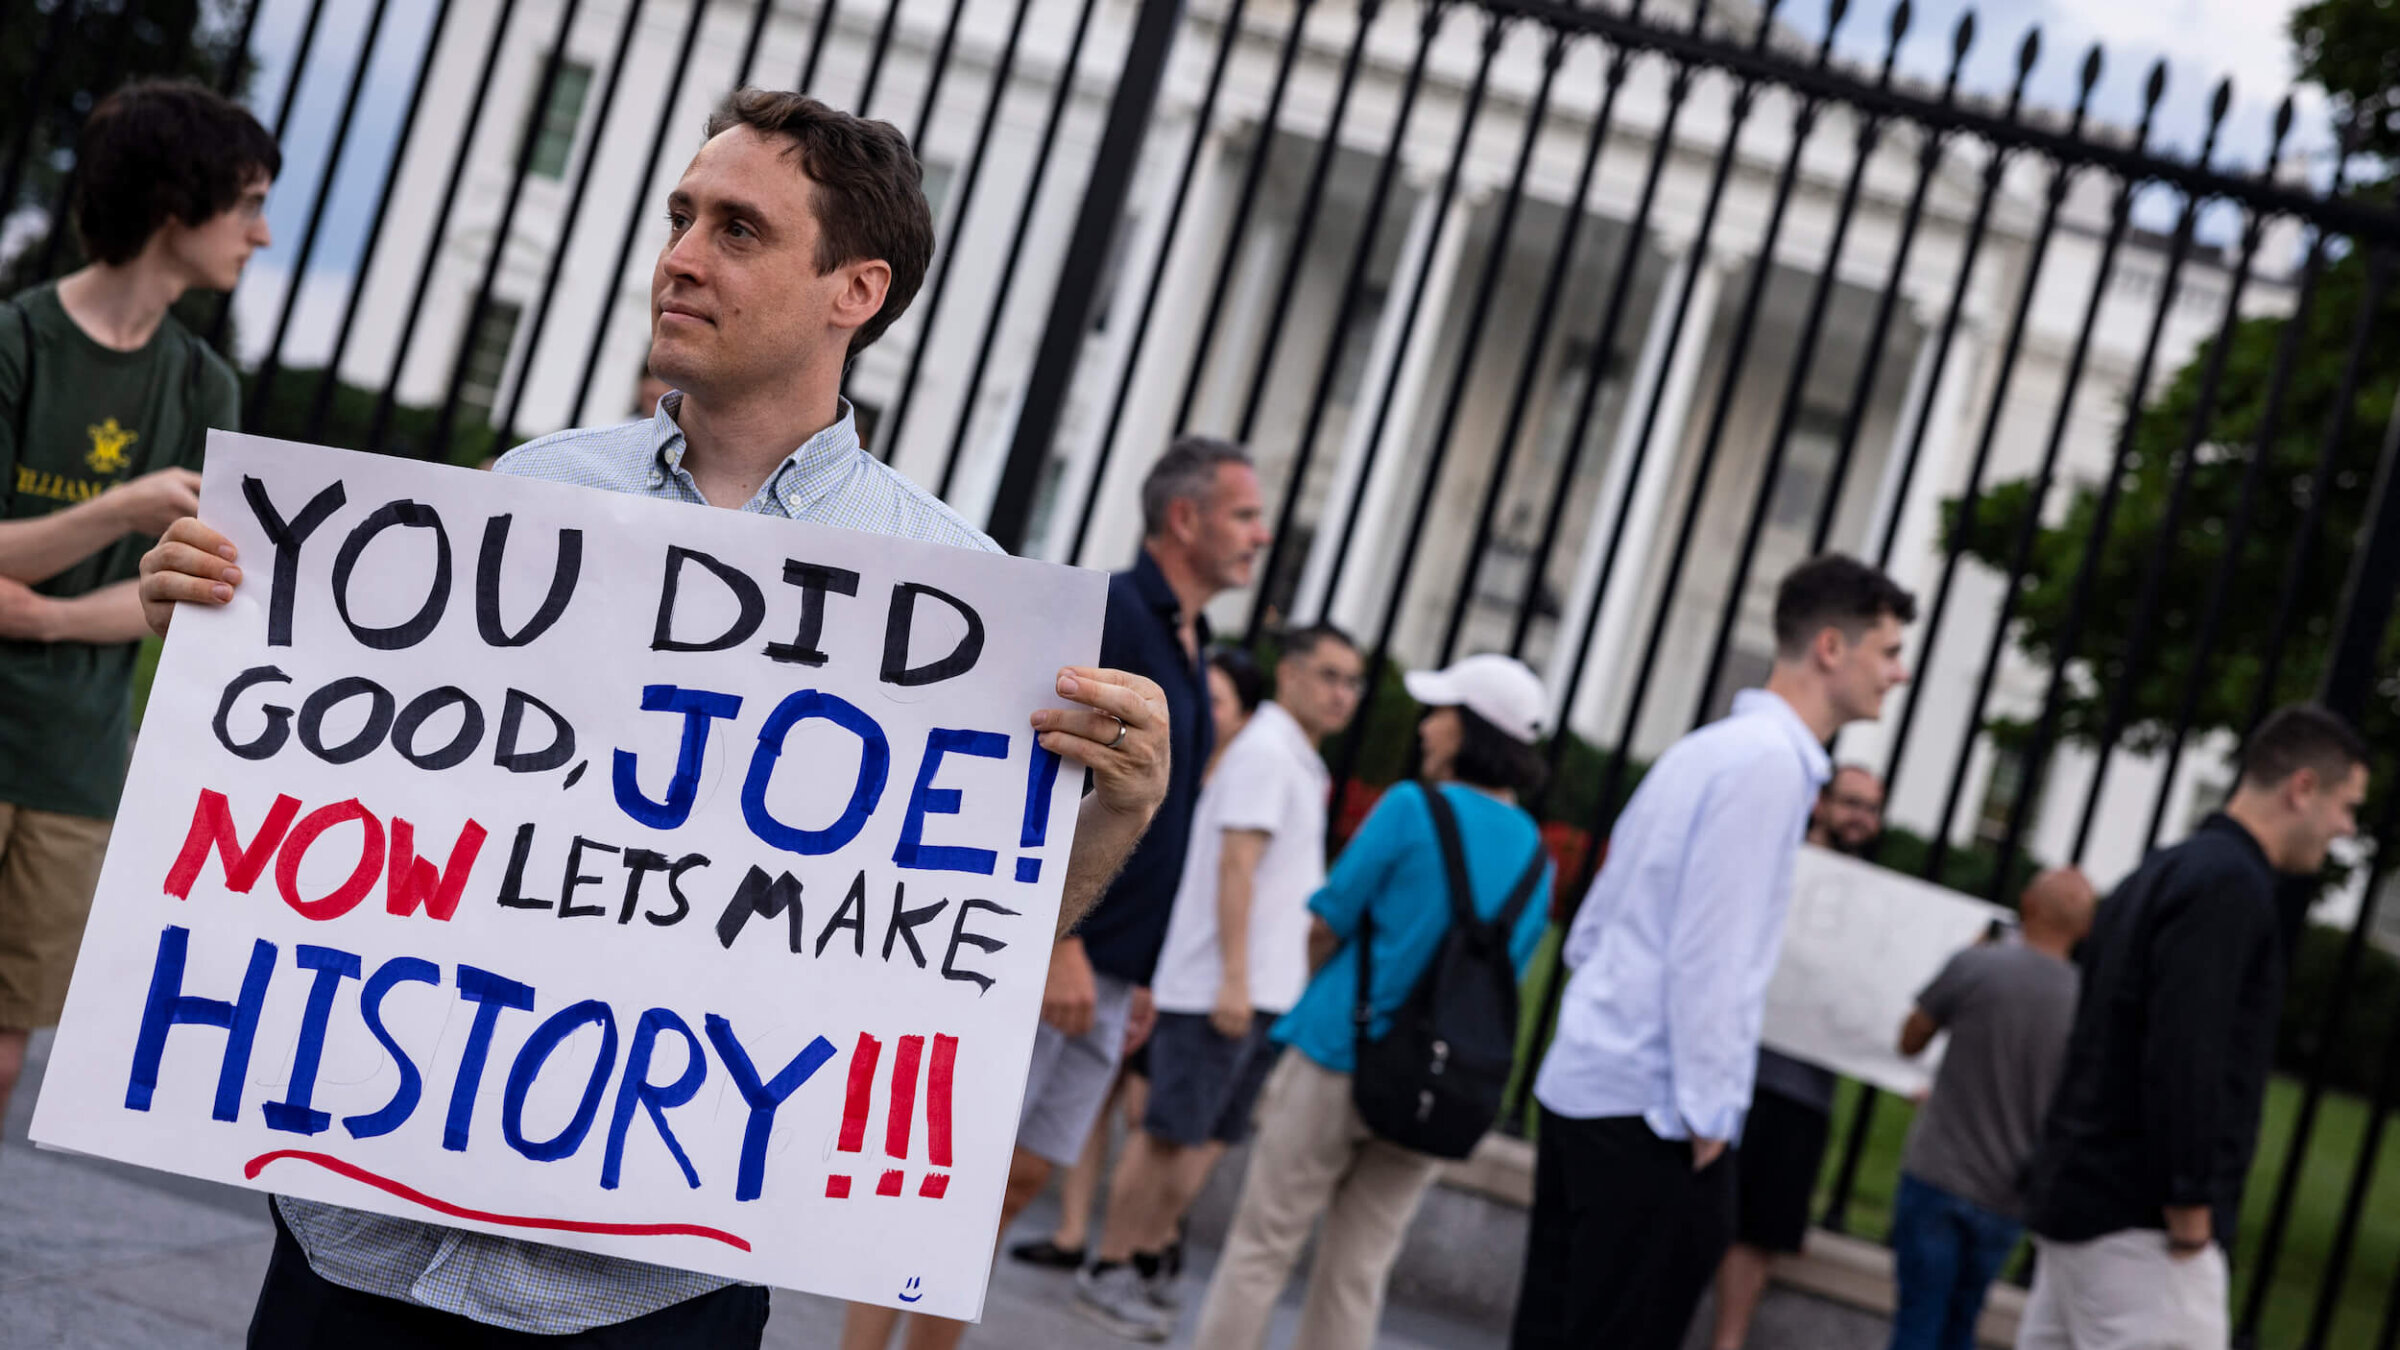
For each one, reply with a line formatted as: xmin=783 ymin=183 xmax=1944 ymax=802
xmin=85 ymin=418 xmax=137 ymax=475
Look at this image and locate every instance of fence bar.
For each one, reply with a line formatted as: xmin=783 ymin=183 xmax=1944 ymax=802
xmin=798 ymin=0 xmax=843 ymax=95
xmin=248 ymin=0 xmax=400 ymax=429
xmin=2145 ymin=124 xmax=2358 ymax=855
xmin=873 ymin=0 xmax=1037 ymax=463
xmin=429 ymin=0 xmax=588 ymax=461
xmin=304 ymin=0 xmax=460 ymax=442
xmin=1934 ymin=63 xmax=2161 ymax=904
xmin=1820 ymin=10 xmax=1970 ymax=557
xmin=984 ymin=0 xmax=1187 ymax=550
xmin=856 ymin=0 xmax=906 ymax=114
xmin=1688 ymin=4 xmax=1870 ymax=723
xmin=1327 ymin=16 xmax=1552 ymax=761
xmin=1988 ymin=77 xmax=2223 ymax=900
xmin=934 ymin=0 xmax=1105 ymax=498
xmin=34 ymin=0 xmax=152 ymax=279
xmin=1210 ymin=1 xmax=1442 ymax=607
xmin=2069 ymin=101 xmax=2291 ymax=863
xmin=495 ymin=0 xmax=652 ymax=447
xmin=365 ymin=0 xmax=524 ymax=455
xmin=1229 ymin=0 xmax=1377 ymax=447
xmin=1392 ymin=20 xmax=1568 ymax=663
xmin=735 ymin=0 xmax=776 ymax=87
xmin=2304 ymin=940 xmax=2400 ymax=1349
xmin=1311 ymin=9 xmax=1505 ymax=625
xmin=2234 ymin=229 xmax=2400 ymax=737
xmin=200 ymin=0 xmax=333 ymax=345
xmin=1168 ymin=0 xmax=1320 ymax=435
xmin=1067 ymin=0 xmax=1255 ymax=563
xmin=1887 ymin=39 xmax=2086 ymax=881
xmin=567 ymin=0 xmax=716 ymax=428
xmin=0 ymin=0 xmax=79 ymax=222
xmin=216 ymin=0 xmax=267 ymax=95
xmin=905 ymin=0 xmax=972 ymax=149
xmin=1509 ymin=13 xmax=1699 ymax=671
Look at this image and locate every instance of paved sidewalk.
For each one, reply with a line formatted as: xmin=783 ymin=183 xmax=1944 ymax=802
xmin=2 ymin=1029 xmax=1888 ymax=1347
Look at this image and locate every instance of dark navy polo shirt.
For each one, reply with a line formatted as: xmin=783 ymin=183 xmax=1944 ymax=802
xmin=1075 ymin=549 xmax=1215 ymax=984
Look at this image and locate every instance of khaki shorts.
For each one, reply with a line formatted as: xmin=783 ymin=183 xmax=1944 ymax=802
xmin=0 ymin=802 xmax=112 ymax=1030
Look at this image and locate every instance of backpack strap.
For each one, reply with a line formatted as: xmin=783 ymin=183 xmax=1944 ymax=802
xmin=6 ymin=301 xmax=32 ymax=513
xmin=1427 ymin=784 xmax=1549 ymax=949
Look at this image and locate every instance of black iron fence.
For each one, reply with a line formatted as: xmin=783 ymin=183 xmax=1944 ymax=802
xmin=10 ymin=0 xmax=2400 ymax=1342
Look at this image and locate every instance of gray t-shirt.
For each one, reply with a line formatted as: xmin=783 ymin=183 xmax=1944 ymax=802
xmin=1900 ymin=942 xmax=2081 ymax=1220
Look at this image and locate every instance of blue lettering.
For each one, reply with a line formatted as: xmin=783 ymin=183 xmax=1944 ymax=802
xmin=603 ymin=1008 xmax=707 ymax=1189
xmin=502 ymin=999 xmax=619 ymax=1163
xmin=344 ymin=955 xmax=440 ymax=1140
xmin=126 ymin=925 xmax=277 ymax=1122
xmin=741 ymin=690 xmax=889 ymax=855
xmin=893 ymin=729 xmax=1008 ymax=875
xmin=262 ymin=944 xmax=362 ymax=1135
xmin=704 ymin=1014 xmax=838 ymax=1202
xmin=612 ymin=685 xmax=743 ymax=829
xmin=445 ymin=965 xmax=535 ymax=1151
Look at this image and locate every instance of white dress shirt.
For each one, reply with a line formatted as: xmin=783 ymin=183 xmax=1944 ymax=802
xmin=1533 ymin=688 xmax=1832 ymax=1143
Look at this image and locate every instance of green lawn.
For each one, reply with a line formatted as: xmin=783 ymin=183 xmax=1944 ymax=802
xmin=1816 ymin=1076 xmax=2400 ymax=1348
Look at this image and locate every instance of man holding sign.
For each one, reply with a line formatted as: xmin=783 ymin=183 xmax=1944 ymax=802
xmin=134 ymin=91 xmax=1168 ymax=1347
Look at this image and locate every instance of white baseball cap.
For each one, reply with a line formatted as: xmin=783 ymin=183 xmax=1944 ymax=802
xmin=1402 ymin=653 xmax=1549 ymax=745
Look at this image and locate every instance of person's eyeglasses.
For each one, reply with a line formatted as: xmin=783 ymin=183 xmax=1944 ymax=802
xmin=1305 ymin=665 xmax=1368 ymax=694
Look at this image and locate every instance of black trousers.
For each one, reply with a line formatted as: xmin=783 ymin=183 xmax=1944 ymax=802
xmin=1509 ymin=1109 xmax=1736 ymax=1350
xmin=248 ymin=1205 xmax=771 ymax=1348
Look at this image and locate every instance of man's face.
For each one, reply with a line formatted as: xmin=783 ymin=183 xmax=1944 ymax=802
xmin=1176 ymin=463 xmax=1271 ymax=594
xmin=1279 ymin=639 xmax=1365 ymax=740
xmin=649 ymin=127 xmax=884 ymax=402
xmin=163 ymin=170 xmax=271 ymax=292
xmin=2289 ymin=762 xmax=2370 ymax=873
xmin=1810 ymin=768 xmax=1885 ymax=854
xmin=1826 ymin=613 xmax=1910 ymax=725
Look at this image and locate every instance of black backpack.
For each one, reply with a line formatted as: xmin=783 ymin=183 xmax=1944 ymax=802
xmin=1350 ymin=785 xmax=1548 ymax=1159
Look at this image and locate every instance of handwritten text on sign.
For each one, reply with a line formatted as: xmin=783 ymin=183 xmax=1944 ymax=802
xmin=32 ymin=433 xmax=1108 ymax=1320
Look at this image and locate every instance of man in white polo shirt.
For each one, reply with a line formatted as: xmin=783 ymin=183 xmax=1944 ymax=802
xmin=1072 ymin=624 xmax=1365 ymax=1340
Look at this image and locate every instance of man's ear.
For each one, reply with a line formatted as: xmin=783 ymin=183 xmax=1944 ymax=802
xmin=831 ymin=258 xmax=892 ymax=334
xmin=1810 ymin=624 xmax=1848 ymax=671
xmin=1166 ymin=494 xmax=1202 ymax=544
xmin=2285 ymin=765 xmax=2322 ymax=811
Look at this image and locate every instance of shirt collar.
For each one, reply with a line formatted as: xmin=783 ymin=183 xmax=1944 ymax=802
xmin=649 ymin=389 xmax=865 ymax=514
xmin=1732 ymin=688 xmax=1833 ymax=787
xmin=2198 ymin=811 xmax=2274 ymax=872
xmin=1249 ymin=701 xmax=1325 ymax=779
xmin=1132 ymin=547 xmax=1213 ymax=650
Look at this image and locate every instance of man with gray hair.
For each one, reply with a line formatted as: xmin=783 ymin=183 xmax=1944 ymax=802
xmin=848 ymin=434 xmax=1268 ymax=1350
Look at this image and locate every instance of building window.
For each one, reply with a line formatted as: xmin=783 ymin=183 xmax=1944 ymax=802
xmin=1535 ymin=341 xmax=1622 ymax=473
xmin=1768 ymin=408 xmax=1846 ymax=532
xmin=1975 ymin=743 xmax=2042 ymax=851
xmin=1327 ymin=290 xmax=1387 ymax=409
xmin=457 ymin=300 xmax=525 ymax=429
xmin=527 ymin=59 xmax=595 ymax=180
xmin=921 ymin=161 xmax=957 ymax=228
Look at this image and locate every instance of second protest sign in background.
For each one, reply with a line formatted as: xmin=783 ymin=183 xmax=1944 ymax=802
xmin=33 ymin=433 xmax=1108 ymax=1320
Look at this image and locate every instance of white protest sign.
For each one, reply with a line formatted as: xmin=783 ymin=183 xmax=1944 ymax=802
xmin=33 ymin=432 xmax=1108 ymax=1320
xmin=1759 ymin=845 xmax=2009 ymax=1097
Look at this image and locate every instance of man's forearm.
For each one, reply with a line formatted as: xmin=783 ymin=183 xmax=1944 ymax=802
xmin=1055 ymin=796 xmax=1154 ymax=938
xmin=1215 ymin=866 xmax=1255 ymax=990
xmin=0 ymin=500 xmax=130 ymax=585
xmin=38 ymin=580 xmax=151 ymax=644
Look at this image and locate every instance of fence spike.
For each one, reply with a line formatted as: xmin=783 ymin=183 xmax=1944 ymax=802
xmin=1952 ymin=8 xmax=1973 ymax=57
xmin=2273 ymin=92 xmax=2296 ymax=146
xmin=1888 ymin=0 xmax=1909 ymax=44
xmin=2208 ymin=75 xmax=2233 ymax=125
xmin=2143 ymin=58 xmax=2168 ymax=110
xmin=2017 ymin=26 xmax=2040 ymax=78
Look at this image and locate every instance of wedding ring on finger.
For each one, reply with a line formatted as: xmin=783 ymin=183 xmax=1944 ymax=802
xmin=1107 ymin=715 xmax=1129 ymax=749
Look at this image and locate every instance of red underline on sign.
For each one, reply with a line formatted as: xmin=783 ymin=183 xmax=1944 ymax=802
xmin=243 ymin=1150 xmax=753 ymax=1252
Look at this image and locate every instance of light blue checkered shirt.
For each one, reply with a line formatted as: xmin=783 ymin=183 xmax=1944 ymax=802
xmin=277 ymin=394 xmax=998 ymax=1334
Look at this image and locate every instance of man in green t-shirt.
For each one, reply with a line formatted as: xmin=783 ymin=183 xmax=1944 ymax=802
xmin=0 ymin=79 xmax=278 ymax=1129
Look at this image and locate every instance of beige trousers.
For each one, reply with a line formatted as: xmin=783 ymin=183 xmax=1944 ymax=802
xmin=1191 ymin=1052 xmax=1446 ymax=1350
xmin=2016 ymin=1231 xmax=2230 ymax=1350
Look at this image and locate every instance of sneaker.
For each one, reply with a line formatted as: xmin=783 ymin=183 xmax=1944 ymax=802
xmin=1008 ymin=1238 xmax=1086 ymax=1270
xmin=1074 ymin=1263 xmax=1172 ymax=1342
xmin=1139 ymin=1261 xmax=1182 ymax=1315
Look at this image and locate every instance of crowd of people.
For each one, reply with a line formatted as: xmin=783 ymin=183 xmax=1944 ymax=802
xmin=0 ymin=72 xmax=2372 ymax=1350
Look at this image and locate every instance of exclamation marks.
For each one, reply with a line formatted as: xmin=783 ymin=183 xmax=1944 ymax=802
xmin=825 ymin=1031 xmax=960 ymax=1200
xmin=1015 ymin=745 xmax=1064 ymax=884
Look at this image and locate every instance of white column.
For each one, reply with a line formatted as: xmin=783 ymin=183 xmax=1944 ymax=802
xmin=1034 ymin=122 xmax=1218 ymax=564
xmin=1323 ymin=185 xmax=1482 ymax=634
xmin=1563 ymin=246 xmax=1729 ymax=739
xmin=1292 ymin=178 xmax=1441 ymax=623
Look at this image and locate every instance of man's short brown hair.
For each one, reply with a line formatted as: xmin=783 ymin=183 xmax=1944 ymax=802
xmin=74 ymin=79 xmax=280 ymax=266
xmin=703 ymin=90 xmax=933 ymax=358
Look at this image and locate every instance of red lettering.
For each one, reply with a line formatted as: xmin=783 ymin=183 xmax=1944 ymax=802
xmin=164 ymin=789 xmax=302 ymax=900
xmin=274 ymin=800 xmax=387 ymax=921
xmin=386 ymin=817 xmax=489 ymax=922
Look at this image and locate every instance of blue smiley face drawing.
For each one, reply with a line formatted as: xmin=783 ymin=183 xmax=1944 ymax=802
xmin=898 ymin=1277 xmax=924 ymax=1304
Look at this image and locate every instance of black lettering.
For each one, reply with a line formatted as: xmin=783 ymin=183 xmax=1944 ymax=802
xmin=494 ymin=689 xmax=576 ymax=773
xmin=880 ymin=583 xmax=986 ymax=687
xmin=498 ymin=824 xmax=551 ymax=910
xmin=716 ymin=866 xmax=804 ymax=952
xmin=652 ymin=546 xmax=765 ymax=653
xmin=243 ymin=476 xmax=346 ymax=648
xmin=332 ymin=501 xmax=453 ymax=651
xmin=298 ymin=676 xmax=396 ymax=765
xmin=764 ymin=562 xmax=860 ymax=666
xmin=477 ymin=515 xmax=581 ymax=647
xmin=814 ymin=871 xmax=869 ymax=958
xmin=653 ymin=853 xmax=707 ymax=927
xmin=881 ymin=881 xmax=950 ymax=968
xmin=213 ymin=665 xmax=295 ymax=760
xmin=391 ymin=687 xmax=483 ymax=771
xmin=560 ymin=837 xmax=618 ymax=919
xmin=941 ymin=898 xmax=1017 ymax=994
xmin=618 ymin=849 xmax=670 ymax=925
